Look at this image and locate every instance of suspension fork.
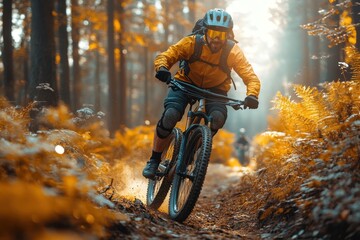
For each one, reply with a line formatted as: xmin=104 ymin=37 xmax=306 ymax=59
xmin=177 ymin=99 xmax=212 ymax=178
xmin=185 ymin=99 xmax=212 ymax=129
xmin=175 ymin=124 xmax=198 ymax=180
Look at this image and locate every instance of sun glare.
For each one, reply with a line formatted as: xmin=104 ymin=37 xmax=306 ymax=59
xmin=55 ymin=145 xmax=65 ymax=155
xmin=224 ymin=0 xmax=286 ymax=137
xmin=226 ymin=0 xmax=280 ymax=72
xmin=226 ymin=0 xmax=278 ymax=35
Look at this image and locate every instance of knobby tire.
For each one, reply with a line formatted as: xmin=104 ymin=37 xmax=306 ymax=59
xmin=146 ymin=128 xmax=182 ymax=209
xmin=168 ymin=125 xmax=212 ymax=222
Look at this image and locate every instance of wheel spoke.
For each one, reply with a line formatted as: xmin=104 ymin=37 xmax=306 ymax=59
xmin=169 ymin=126 xmax=212 ymax=222
xmin=147 ymin=128 xmax=182 ymax=209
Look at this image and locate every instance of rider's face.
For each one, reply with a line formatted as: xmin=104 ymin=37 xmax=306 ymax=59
xmin=206 ymin=29 xmax=227 ymax=53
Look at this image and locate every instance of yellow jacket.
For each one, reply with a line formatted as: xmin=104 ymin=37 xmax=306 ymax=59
xmin=154 ymin=35 xmax=261 ymax=97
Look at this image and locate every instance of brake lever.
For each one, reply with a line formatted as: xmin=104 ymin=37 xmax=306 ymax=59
xmin=231 ymin=101 xmax=244 ymax=110
xmin=232 ymin=104 xmax=243 ymax=110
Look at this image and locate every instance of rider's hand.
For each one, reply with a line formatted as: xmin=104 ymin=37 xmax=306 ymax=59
xmin=155 ymin=66 xmax=172 ymax=84
xmin=244 ymin=95 xmax=259 ymax=109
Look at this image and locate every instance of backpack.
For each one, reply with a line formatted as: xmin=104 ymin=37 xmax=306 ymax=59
xmin=179 ymin=18 xmax=238 ymax=89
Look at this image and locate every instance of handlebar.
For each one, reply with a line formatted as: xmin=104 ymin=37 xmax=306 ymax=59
xmin=168 ymin=79 xmax=245 ymax=110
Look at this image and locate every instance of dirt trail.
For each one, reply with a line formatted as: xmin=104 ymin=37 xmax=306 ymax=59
xmin=109 ymin=163 xmax=261 ymax=239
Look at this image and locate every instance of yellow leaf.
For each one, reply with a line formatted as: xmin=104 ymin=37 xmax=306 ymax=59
xmin=89 ymin=42 xmax=98 ymax=50
xmin=114 ymin=19 xmax=121 ymax=32
xmin=82 ymin=131 xmax=91 ymax=140
xmin=56 ymin=53 xmax=61 ymax=64
xmin=134 ymin=35 xmax=145 ymax=46
xmin=63 ymin=175 xmax=78 ymax=197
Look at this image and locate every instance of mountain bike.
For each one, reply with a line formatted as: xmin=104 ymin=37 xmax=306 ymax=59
xmin=145 ymin=79 xmax=244 ymax=221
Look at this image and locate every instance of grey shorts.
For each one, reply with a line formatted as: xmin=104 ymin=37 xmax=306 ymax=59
xmin=163 ymin=84 xmax=228 ymax=120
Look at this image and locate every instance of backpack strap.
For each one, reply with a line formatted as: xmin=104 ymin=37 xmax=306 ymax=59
xmin=188 ymin=34 xmax=205 ymax=63
xmin=180 ymin=34 xmax=204 ymax=75
xmin=219 ymin=40 xmax=235 ymax=75
xmin=219 ymin=40 xmax=237 ymax=90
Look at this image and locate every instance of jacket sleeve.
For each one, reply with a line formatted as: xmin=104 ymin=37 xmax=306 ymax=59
xmin=154 ymin=36 xmax=195 ymax=72
xmin=228 ymin=45 xmax=261 ymax=98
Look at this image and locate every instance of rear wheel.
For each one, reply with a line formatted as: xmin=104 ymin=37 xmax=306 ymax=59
xmin=168 ymin=125 xmax=212 ymax=222
xmin=146 ymin=128 xmax=182 ymax=209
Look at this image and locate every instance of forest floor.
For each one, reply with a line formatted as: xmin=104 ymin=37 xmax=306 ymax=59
xmin=107 ymin=163 xmax=263 ymax=239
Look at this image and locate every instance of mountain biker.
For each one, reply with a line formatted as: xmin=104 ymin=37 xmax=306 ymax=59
xmin=236 ymin=128 xmax=249 ymax=146
xmin=143 ymin=8 xmax=261 ymax=179
xmin=234 ymin=128 xmax=250 ymax=165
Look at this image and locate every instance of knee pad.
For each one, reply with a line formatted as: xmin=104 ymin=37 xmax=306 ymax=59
xmin=210 ymin=110 xmax=226 ymax=132
xmin=156 ymin=108 xmax=182 ymax=138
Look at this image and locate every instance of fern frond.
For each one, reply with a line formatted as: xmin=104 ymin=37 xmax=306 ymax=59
xmin=294 ymin=85 xmax=337 ymax=135
xmin=272 ymin=91 xmax=319 ymax=136
xmin=323 ymin=81 xmax=359 ymax=121
xmin=350 ymin=51 xmax=360 ymax=82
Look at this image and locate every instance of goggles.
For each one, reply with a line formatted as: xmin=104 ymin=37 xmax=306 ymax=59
xmin=207 ymin=29 xmax=227 ymax=40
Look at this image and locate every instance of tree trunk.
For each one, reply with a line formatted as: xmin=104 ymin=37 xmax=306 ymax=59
xmin=118 ymin=1 xmax=127 ymax=129
xmin=57 ymin=0 xmax=71 ymax=106
xmin=29 ymin=0 xmax=58 ymax=106
xmin=21 ymin=40 xmax=29 ymax=105
xmin=309 ymin=0 xmax=320 ymax=86
xmin=94 ymin=48 xmax=101 ymax=112
xmin=163 ymin=0 xmax=169 ymax=46
xmin=326 ymin=0 xmax=342 ymax=82
xmin=144 ymin=46 xmax=149 ymax=122
xmin=2 ymin=0 xmax=15 ymax=102
xmin=301 ymin=0 xmax=311 ymax=86
xmin=71 ymin=0 xmax=81 ymax=110
xmin=128 ymin=63 xmax=133 ymax=126
xmin=188 ymin=0 xmax=196 ymax=23
xmin=107 ymin=0 xmax=118 ymax=135
xmin=353 ymin=0 xmax=360 ymax=50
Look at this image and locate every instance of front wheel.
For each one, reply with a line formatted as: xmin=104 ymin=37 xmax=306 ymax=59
xmin=146 ymin=128 xmax=182 ymax=209
xmin=168 ymin=125 xmax=212 ymax=222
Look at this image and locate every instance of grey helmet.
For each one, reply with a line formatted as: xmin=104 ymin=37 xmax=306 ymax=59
xmin=203 ymin=8 xmax=233 ymax=32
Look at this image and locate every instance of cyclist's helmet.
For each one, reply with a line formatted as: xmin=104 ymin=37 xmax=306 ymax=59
xmin=203 ymin=8 xmax=233 ymax=32
xmin=239 ymin=128 xmax=246 ymax=136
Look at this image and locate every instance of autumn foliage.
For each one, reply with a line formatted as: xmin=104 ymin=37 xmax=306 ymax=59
xmin=1 ymin=51 xmax=359 ymax=239
xmin=0 ymin=102 xmax=121 ymax=239
xmin=237 ymin=51 xmax=360 ymax=238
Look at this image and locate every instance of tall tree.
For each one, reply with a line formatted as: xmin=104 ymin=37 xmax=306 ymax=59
xmin=188 ymin=0 xmax=196 ymax=23
xmin=19 ymin=7 xmax=30 ymax=105
xmin=325 ymin=0 xmax=341 ymax=82
xmin=29 ymin=0 xmax=58 ymax=106
xmin=57 ymin=0 xmax=71 ymax=106
xmin=94 ymin=51 xmax=101 ymax=112
xmin=94 ymin=34 xmax=101 ymax=112
xmin=308 ymin=0 xmax=321 ymax=85
xmin=302 ymin=0 xmax=321 ymax=86
xmin=2 ymin=0 xmax=15 ymax=102
xmin=302 ymin=0 xmax=311 ymax=86
xmin=118 ymin=1 xmax=127 ymax=128
xmin=143 ymin=46 xmax=149 ymax=122
xmin=107 ymin=0 xmax=118 ymax=135
xmin=71 ymin=0 xmax=81 ymax=110
xmin=352 ymin=0 xmax=360 ymax=50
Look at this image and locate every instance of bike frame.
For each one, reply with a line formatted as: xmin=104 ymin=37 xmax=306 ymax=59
xmin=169 ymin=79 xmax=244 ymax=179
xmin=176 ymin=101 xmax=210 ymax=179
xmin=163 ymin=79 xmax=246 ymax=221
